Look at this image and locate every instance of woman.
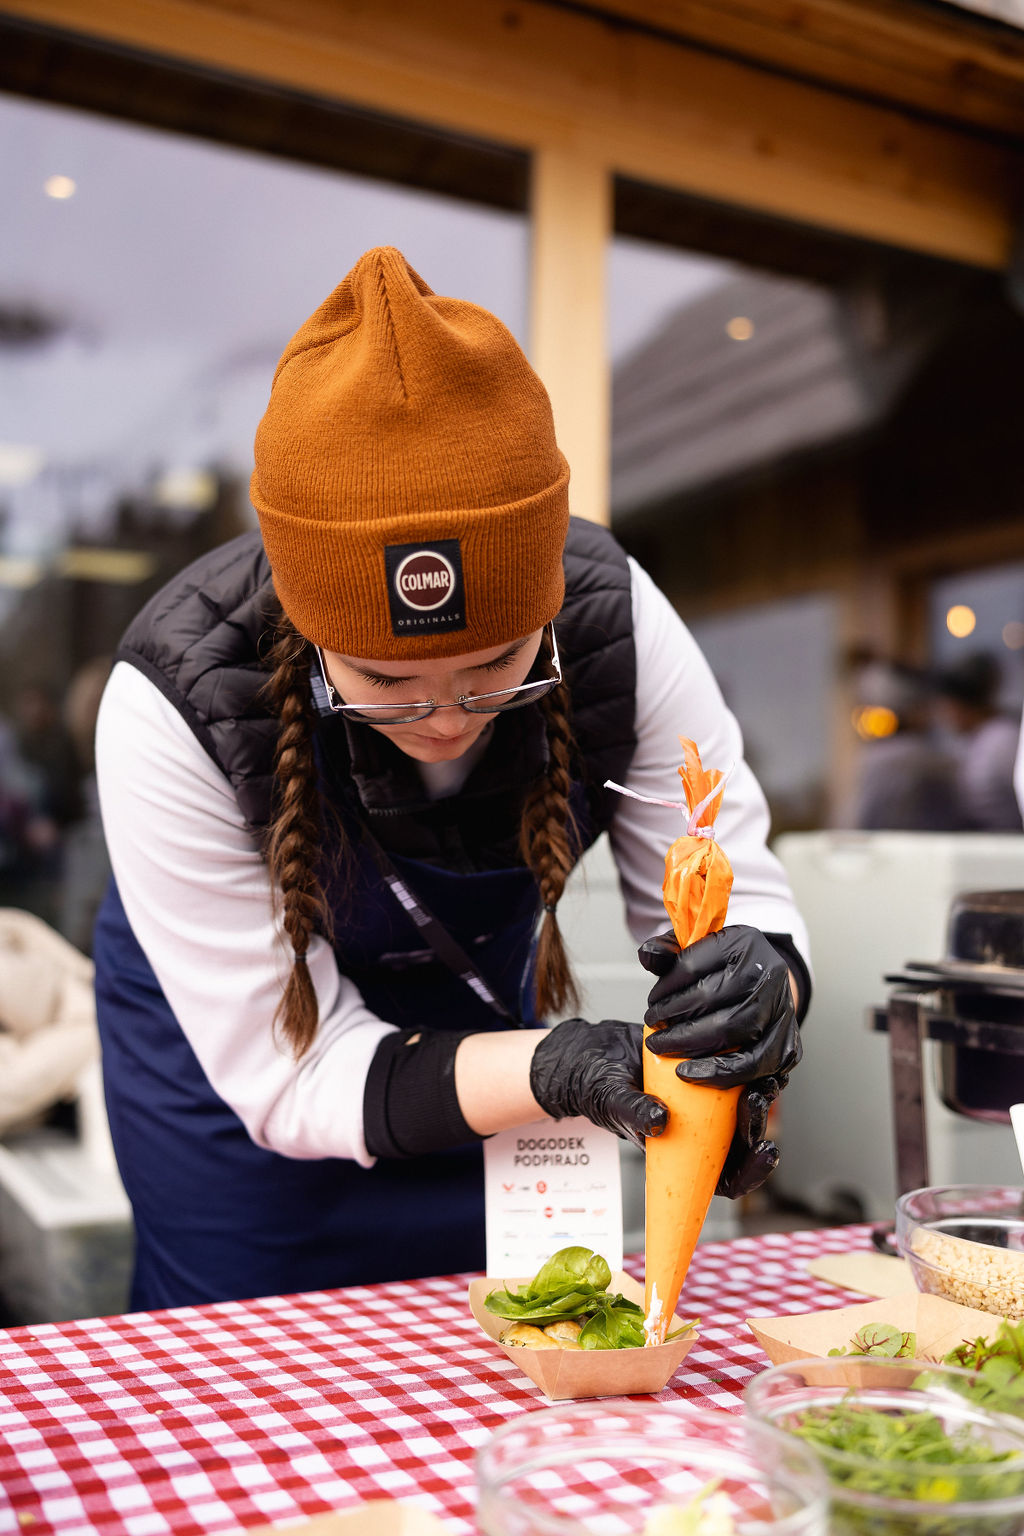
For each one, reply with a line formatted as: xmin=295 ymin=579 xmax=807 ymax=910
xmin=94 ymin=247 xmax=808 ymax=1311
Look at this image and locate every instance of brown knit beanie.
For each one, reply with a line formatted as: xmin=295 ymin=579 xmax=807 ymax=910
xmin=251 ymin=247 xmax=570 ymax=658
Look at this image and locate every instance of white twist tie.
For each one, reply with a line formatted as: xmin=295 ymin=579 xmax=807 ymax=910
xmin=605 ymin=765 xmax=733 ymax=838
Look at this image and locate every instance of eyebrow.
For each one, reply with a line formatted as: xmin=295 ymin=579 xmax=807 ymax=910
xmin=351 ymin=636 xmax=528 ymax=686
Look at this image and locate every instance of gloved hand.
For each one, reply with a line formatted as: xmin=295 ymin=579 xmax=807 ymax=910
xmin=529 ymin=1017 xmax=668 ymax=1149
xmin=638 ymin=925 xmax=801 ymax=1086
xmin=716 ymin=1076 xmax=785 ymax=1198
xmin=638 ymin=925 xmax=802 ymax=1199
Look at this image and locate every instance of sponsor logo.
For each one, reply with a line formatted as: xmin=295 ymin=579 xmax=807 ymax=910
xmin=385 ymin=539 xmax=466 ymax=636
xmin=393 ymin=549 xmax=455 ymax=611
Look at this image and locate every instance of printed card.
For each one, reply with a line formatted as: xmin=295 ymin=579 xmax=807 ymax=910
xmin=483 ymin=1117 xmax=623 ymax=1276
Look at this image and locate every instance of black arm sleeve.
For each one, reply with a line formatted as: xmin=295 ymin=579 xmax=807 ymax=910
xmin=363 ymin=1027 xmax=485 ymax=1159
xmin=764 ymin=931 xmax=812 ymax=1024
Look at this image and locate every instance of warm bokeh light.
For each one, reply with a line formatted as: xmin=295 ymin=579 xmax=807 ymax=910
xmin=946 ymin=604 xmax=977 ymax=639
xmin=57 ymin=548 xmax=158 ymax=584
xmin=1003 ymin=621 xmax=1024 ymax=650
xmin=43 ymin=174 xmax=76 ymax=200
xmin=0 ymin=556 xmax=44 ymax=590
xmin=153 ymin=467 xmax=218 ymax=511
xmin=853 ymin=705 xmax=899 ymax=740
xmin=725 ymin=316 xmax=754 ymax=341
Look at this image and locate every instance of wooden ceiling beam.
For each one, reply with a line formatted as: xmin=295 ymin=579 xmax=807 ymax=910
xmin=0 ymin=0 xmax=1018 ymax=268
xmin=592 ymin=0 xmax=1024 ymax=141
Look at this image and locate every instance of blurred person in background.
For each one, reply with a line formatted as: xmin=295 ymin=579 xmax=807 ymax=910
xmin=13 ymin=683 xmax=83 ymax=832
xmin=59 ymin=657 xmax=113 ymax=953
xmin=850 ymin=657 xmax=963 ymax=831
xmin=934 ymin=651 xmax=1023 ymax=833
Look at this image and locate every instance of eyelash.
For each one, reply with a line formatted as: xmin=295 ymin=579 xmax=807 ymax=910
xmin=363 ymin=651 xmax=521 ymax=691
xmin=482 ymin=651 xmax=518 ymax=674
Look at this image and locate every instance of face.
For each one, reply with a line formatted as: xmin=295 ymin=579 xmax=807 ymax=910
xmin=320 ymin=629 xmax=545 ymax=763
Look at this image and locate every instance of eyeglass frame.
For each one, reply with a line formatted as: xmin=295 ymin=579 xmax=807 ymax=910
xmin=314 ymin=620 xmax=563 ymax=724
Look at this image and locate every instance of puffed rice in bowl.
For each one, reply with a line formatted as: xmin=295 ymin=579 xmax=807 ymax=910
xmin=896 ymin=1184 xmax=1024 ymax=1318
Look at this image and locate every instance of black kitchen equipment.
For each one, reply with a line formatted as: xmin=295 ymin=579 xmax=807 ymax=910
xmin=874 ymin=889 xmax=1024 ymax=1196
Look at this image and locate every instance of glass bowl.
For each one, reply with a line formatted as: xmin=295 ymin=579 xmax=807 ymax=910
xmin=745 ymin=1356 xmax=1024 ymax=1534
xmin=475 ymin=1398 xmax=829 ymax=1536
xmin=895 ymin=1184 xmax=1024 ymax=1318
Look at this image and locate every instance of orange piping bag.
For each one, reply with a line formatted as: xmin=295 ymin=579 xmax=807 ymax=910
xmin=608 ymin=737 xmax=738 ymax=1344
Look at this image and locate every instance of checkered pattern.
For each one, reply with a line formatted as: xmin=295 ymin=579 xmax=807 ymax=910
xmin=0 ymin=1226 xmax=870 ymax=1536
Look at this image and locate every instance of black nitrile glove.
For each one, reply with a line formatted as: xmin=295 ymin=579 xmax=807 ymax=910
xmin=529 ymin=1017 xmax=669 ymax=1150
xmin=638 ymin=925 xmax=802 ymax=1087
xmin=717 ymin=1076 xmax=785 ymax=1199
xmin=638 ymin=925 xmax=802 ymax=1199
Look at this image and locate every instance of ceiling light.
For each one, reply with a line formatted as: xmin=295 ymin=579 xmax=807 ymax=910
xmin=0 ymin=444 xmax=44 ymax=486
xmin=726 ymin=316 xmax=754 ymax=341
xmin=44 ymin=175 xmax=76 ymax=200
xmin=946 ymin=604 xmax=977 ymax=639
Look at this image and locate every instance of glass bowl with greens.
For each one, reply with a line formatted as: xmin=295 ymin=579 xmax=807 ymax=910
xmin=744 ymin=1356 xmax=1024 ymax=1535
xmin=476 ymin=1399 xmax=829 ymax=1536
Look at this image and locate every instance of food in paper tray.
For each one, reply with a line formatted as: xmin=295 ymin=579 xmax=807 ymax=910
xmin=499 ymin=1320 xmax=581 ymax=1351
xmin=485 ymin=1245 xmax=697 ymax=1352
xmin=828 ymin=1323 xmax=917 ymax=1359
xmin=747 ymin=1290 xmax=1014 ymax=1382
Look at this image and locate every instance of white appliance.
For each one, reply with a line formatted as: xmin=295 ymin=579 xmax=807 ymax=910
xmin=774 ymin=831 xmax=1024 ymax=1221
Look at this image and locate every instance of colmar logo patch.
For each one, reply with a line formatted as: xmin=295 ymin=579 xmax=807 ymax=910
xmin=385 ymin=539 xmax=466 ymax=636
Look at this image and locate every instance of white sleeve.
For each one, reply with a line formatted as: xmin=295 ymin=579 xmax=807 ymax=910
xmin=1014 ymin=707 xmax=1024 ymax=822
xmin=607 ymin=560 xmax=812 ymax=975
xmin=95 ymin=661 xmax=396 ymax=1165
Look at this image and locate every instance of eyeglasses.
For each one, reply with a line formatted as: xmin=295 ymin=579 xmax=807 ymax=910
xmin=315 ymin=621 xmax=563 ymax=725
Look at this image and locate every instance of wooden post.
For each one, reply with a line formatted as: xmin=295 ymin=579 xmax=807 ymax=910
xmin=529 ymin=148 xmax=611 ymax=527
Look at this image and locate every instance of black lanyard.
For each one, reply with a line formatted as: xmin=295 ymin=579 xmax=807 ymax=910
xmin=361 ymin=829 xmax=521 ymax=1025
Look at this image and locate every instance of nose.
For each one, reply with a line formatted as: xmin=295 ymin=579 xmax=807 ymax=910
xmin=425 ymin=701 xmax=474 ymax=737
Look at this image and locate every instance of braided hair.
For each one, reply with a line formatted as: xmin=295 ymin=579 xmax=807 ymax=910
xmin=264 ymin=616 xmax=332 ymax=1058
xmin=264 ymin=615 xmax=581 ymax=1055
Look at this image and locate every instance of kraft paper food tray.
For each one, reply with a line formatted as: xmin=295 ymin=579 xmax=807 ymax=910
xmin=468 ymin=1269 xmax=698 ymax=1401
xmin=747 ymin=1289 xmax=1006 ymax=1383
xmin=242 ymin=1502 xmax=452 ymax=1536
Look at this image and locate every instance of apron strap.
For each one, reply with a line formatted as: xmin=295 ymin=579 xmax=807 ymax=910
xmin=362 ymin=830 xmax=524 ymax=1025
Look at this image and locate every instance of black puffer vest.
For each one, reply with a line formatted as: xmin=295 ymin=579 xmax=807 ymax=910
xmin=117 ymin=516 xmax=639 ymax=857
xmin=96 ymin=517 xmax=642 ymax=1307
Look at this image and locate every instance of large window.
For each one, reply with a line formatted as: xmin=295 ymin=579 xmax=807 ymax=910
xmin=0 ymin=89 xmax=529 ymax=948
xmin=608 ymin=195 xmax=1024 ymax=835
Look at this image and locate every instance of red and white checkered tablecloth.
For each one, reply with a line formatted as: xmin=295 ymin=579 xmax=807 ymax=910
xmin=0 ymin=1225 xmax=875 ymax=1536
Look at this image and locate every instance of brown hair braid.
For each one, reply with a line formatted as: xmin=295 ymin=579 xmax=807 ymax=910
xmin=519 ymin=683 xmax=582 ymax=1020
xmin=264 ymin=614 xmax=332 ymax=1058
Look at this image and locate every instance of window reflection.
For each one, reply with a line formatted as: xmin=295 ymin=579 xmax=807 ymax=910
xmin=609 ymin=219 xmax=1024 ymax=837
xmin=0 ymin=89 xmax=528 ymax=956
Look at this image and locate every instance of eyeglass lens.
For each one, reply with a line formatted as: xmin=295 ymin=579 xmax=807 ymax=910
xmin=340 ymin=676 xmax=558 ymax=724
xmin=320 ymin=623 xmax=560 ymax=723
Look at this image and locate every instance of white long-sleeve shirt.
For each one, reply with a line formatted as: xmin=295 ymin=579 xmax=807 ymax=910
xmin=95 ymin=556 xmax=809 ymax=1168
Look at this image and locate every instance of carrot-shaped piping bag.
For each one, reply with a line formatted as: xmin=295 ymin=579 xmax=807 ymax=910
xmin=606 ymin=737 xmax=737 ymax=1345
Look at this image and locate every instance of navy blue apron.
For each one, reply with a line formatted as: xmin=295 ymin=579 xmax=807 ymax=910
xmin=93 ymin=829 xmax=541 ymax=1310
